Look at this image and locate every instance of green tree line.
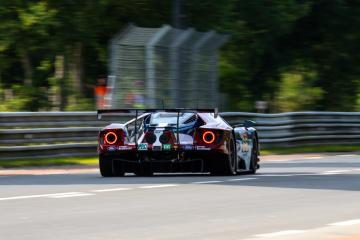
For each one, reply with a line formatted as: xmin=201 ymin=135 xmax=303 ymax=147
xmin=0 ymin=0 xmax=359 ymax=111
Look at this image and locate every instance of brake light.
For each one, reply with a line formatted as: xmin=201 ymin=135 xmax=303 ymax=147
xmin=159 ymin=131 xmax=172 ymax=144
xmin=202 ymin=131 xmax=215 ymax=144
xmin=145 ymin=131 xmax=157 ymax=144
xmin=104 ymin=131 xmax=118 ymax=145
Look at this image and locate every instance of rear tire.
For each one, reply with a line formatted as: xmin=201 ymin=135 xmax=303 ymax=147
xmin=99 ymin=155 xmax=113 ymax=177
xmin=210 ymin=139 xmax=236 ymax=176
xmin=99 ymin=155 xmax=125 ymax=177
xmin=112 ymin=160 xmax=125 ymax=176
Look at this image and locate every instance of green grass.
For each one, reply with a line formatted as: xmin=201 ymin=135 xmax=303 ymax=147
xmin=261 ymin=144 xmax=360 ymax=155
xmin=0 ymin=156 xmax=98 ymax=169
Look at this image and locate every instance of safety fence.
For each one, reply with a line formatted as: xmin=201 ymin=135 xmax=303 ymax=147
xmin=1 ymin=111 xmax=359 ymax=160
xmin=108 ymin=24 xmax=228 ymax=109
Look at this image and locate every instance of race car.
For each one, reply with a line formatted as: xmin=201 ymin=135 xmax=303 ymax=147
xmin=97 ymin=108 xmax=260 ymax=177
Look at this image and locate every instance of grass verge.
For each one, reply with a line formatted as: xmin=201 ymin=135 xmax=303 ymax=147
xmin=261 ymin=144 xmax=360 ymax=155
xmin=0 ymin=156 xmax=98 ymax=169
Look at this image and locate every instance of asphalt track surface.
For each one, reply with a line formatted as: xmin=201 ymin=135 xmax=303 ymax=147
xmin=1 ymin=154 xmax=360 ymax=240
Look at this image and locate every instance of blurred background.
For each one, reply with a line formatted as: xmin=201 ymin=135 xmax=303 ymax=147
xmin=0 ymin=0 xmax=360 ymax=112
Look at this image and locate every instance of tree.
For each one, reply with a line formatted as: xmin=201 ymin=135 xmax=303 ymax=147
xmin=0 ymin=0 xmax=57 ymax=87
xmin=286 ymin=0 xmax=360 ymax=111
xmin=0 ymin=0 xmax=359 ymax=111
xmin=219 ymin=0 xmax=310 ymax=111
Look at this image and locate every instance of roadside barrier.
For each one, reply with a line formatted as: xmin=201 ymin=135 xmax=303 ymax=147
xmin=1 ymin=111 xmax=359 ymax=159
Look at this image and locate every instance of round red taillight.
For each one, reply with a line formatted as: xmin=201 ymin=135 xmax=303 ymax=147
xmin=145 ymin=132 xmax=157 ymax=144
xmin=202 ymin=131 xmax=215 ymax=144
xmin=159 ymin=132 xmax=171 ymax=144
xmin=104 ymin=132 xmax=117 ymax=145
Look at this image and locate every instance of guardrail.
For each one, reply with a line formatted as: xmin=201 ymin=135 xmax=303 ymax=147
xmin=1 ymin=111 xmax=359 ymax=160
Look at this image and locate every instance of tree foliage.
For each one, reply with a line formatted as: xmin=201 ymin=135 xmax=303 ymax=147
xmin=0 ymin=0 xmax=359 ymax=111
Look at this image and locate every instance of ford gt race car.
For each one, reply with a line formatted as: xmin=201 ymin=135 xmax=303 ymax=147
xmin=97 ymin=109 xmax=260 ymax=177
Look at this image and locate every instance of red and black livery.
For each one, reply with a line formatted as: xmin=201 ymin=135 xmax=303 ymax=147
xmin=97 ymin=108 xmax=260 ymax=177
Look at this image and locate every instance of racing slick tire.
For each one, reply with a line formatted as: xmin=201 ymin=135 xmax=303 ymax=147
xmin=210 ymin=138 xmax=236 ymax=176
xmin=249 ymin=138 xmax=258 ymax=174
xmin=99 ymin=155 xmax=125 ymax=177
xmin=112 ymin=159 xmax=125 ymax=176
xmin=99 ymin=155 xmax=113 ymax=177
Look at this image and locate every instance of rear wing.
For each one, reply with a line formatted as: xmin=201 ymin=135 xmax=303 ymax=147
xmin=97 ymin=108 xmax=218 ymax=150
xmin=97 ymin=108 xmax=218 ymax=119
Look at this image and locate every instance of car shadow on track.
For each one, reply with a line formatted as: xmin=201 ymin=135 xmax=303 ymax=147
xmin=1 ymin=170 xmax=360 ymax=192
xmin=1 ymin=157 xmax=360 ymax=192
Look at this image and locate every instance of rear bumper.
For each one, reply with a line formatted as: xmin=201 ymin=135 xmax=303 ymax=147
xmin=101 ymin=149 xmax=226 ymax=162
xmin=100 ymin=149 xmax=228 ymax=173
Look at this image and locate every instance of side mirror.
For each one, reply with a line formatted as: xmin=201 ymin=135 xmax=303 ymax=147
xmin=244 ymin=120 xmax=256 ymax=128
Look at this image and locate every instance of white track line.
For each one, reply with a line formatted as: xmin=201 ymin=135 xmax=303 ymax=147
xmin=304 ymin=156 xmax=323 ymax=160
xmin=227 ymin=178 xmax=257 ymax=182
xmin=287 ymin=172 xmax=359 ymax=176
xmin=323 ymin=170 xmax=351 ymax=173
xmin=139 ymin=184 xmax=179 ymax=189
xmin=91 ymin=188 xmax=131 ymax=192
xmin=335 ymin=154 xmax=357 ymax=157
xmin=319 ymin=172 xmax=341 ymax=175
xmin=258 ymin=174 xmax=300 ymax=177
xmin=265 ymin=160 xmax=295 ymax=162
xmin=0 ymin=192 xmax=81 ymax=201
xmin=48 ymin=193 xmax=95 ymax=198
xmin=328 ymin=219 xmax=360 ymax=226
xmin=191 ymin=180 xmax=223 ymax=184
xmin=255 ymin=230 xmax=306 ymax=238
xmin=259 ymin=172 xmax=355 ymax=177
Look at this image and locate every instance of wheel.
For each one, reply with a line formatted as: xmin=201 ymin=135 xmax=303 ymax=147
xmin=99 ymin=155 xmax=113 ymax=177
xmin=210 ymin=138 xmax=236 ymax=176
xmin=249 ymin=138 xmax=259 ymax=174
xmin=112 ymin=159 xmax=125 ymax=176
xmin=99 ymin=155 xmax=125 ymax=177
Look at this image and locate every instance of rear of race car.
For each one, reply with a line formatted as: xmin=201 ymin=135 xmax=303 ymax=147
xmin=97 ymin=110 xmax=233 ymax=175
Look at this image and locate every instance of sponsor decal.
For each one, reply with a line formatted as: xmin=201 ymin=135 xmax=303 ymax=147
xmin=162 ymin=144 xmax=171 ymax=151
xmin=152 ymin=146 xmax=162 ymax=151
xmin=240 ymin=132 xmax=250 ymax=152
xmin=108 ymin=146 xmax=116 ymax=151
xmin=118 ymin=146 xmax=132 ymax=151
xmin=182 ymin=145 xmax=193 ymax=150
xmin=241 ymin=138 xmax=251 ymax=152
xmin=241 ymin=141 xmax=249 ymax=152
xmin=137 ymin=143 xmax=148 ymax=151
xmin=241 ymin=133 xmax=248 ymax=140
xmin=196 ymin=146 xmax=211 ymax=151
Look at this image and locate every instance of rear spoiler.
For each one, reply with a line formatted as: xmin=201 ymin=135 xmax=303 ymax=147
xmin=97 ymin=108 xmax=218 ymax=119
xmin=97 ymin=108 xmax=218 ymax=151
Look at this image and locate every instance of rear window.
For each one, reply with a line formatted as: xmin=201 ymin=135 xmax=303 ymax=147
xmin=150 ymin=112 xmax=194 ymax=125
